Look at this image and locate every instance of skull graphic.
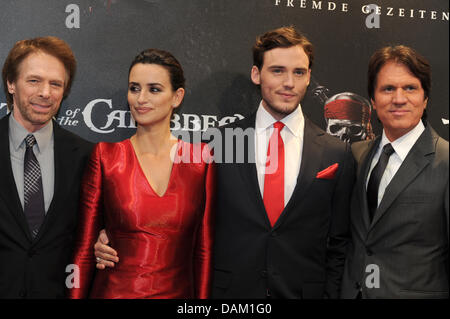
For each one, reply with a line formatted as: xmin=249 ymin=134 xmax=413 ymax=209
xmin=324 ymin=92 xmax=374 ymax=143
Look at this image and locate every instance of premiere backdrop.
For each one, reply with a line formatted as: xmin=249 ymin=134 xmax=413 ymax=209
xmin=0 ymin=0 xmax=448 ymax=142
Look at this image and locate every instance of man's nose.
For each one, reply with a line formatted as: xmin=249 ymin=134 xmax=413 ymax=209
xmin=392 ymin=88 xmax=407 ymax=104
xmin=283 ymin=73 xmax=295 ymax=88
xmin=39 ymin=83 xmax=51 ymax=98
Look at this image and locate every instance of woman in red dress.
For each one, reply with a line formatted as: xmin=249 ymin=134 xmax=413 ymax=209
xmin=69 ymin=49 xmax=215 ymax=299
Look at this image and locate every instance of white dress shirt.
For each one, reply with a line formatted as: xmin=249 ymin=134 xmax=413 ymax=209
xmin=255 ymin=102 xmax=304 ymax=207
xmin=366 ymin=121 xmax=425 ymax=207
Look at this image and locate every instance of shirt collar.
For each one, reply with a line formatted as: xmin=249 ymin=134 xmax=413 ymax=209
xmin=255 ymin=101 xmax=304 ymax=137
xmin=9 ymin=111 xmax=53 ymax=154
xmin=379 ymin=121 xmax=425 ymax=161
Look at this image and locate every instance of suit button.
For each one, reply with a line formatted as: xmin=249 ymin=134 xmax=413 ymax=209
xmin=271 ymin=231 xmax=277 ymax=237
xmin=366 ymin=248 xmax=373 ymax=256
xmin=28 ymin=249 xmax=36 ymax=257
xmin=354 ymin=282 xmax=361 ymax=290
xmin=260 ymin=270 xmax=267 ymax=278
xmin=19 ymin=290 xmax=27 ymax=298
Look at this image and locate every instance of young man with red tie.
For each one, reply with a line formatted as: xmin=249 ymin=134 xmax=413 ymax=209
xmin=209 ymin=26 xmax=355 ymax=299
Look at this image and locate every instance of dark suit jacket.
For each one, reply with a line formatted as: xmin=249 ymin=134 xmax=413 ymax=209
xmin=0 ymin=115 xmax=93 ymax=298
xmin=210 ymin=113 xmax=355 ymax=299
xmin=341 ymin=124 xmax=449 ymax=299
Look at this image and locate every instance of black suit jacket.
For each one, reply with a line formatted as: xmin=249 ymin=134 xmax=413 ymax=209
xmin=210 ymin=113 xmax=355 ymax=298
xmin=341 ymin=124 xmax=449 ymax=298
xmin=0 ymin=115 xmax=93 ymax=298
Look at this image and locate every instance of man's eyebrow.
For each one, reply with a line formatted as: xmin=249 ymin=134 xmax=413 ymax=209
xmin=25 ymin=74 xmax=64 ymax=83
xmin=267 ymin=65 xmax=308 ymax=71
xmin=25 ymin=74 xmax=43 ymax=79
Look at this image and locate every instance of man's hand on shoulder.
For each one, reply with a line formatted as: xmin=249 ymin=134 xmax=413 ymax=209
xmin=94 ymin=229 xmax=119 ymax=269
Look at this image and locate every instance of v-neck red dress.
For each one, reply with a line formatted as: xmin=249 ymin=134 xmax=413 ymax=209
xmin=69 ymin=139 xmax=215 ymax=299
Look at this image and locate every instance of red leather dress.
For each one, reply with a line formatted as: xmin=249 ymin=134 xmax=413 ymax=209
xmin=69 ymin=139 xmax=215 ymax=299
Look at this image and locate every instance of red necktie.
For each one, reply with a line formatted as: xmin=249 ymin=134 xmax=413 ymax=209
xmin=263 ymin=121 xmax=285 ymax=227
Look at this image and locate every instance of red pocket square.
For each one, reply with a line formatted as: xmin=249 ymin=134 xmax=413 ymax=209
xmin=316 ymin=163 xmax=339 ymax=179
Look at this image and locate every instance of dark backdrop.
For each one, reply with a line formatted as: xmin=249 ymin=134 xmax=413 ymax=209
xmin=1 ymin=0 xmax=448 ymax=142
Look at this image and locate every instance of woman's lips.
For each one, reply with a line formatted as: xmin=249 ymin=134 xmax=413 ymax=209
xmin=134 ymin=107 xmax=153 ymax=114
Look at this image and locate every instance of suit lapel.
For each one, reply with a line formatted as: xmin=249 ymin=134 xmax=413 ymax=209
xmin=234 ymin=113 xmax=270 ymax=225
xmin=239 ymin=161 xmax=268 ymax=223
xmin=370 ymin=126 xmax=435 ymax=230
xmin=273 ymin=118 xmax=324 ymax=230
xmin=0 ymin=115 xmax=33 ymax=241
xmin=356 ymin=137 xmax=380 ymax=231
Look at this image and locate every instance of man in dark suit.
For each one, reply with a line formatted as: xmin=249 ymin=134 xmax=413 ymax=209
xmin=0 ymin=37 xmax=93 ymax=298
xmin=208 ymin=26 xmax=355 ymax=299
xmin=341 ymin=45 xmax=449 ymax=299
xmin=93 ymin=26 xmax=355 ymax=299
